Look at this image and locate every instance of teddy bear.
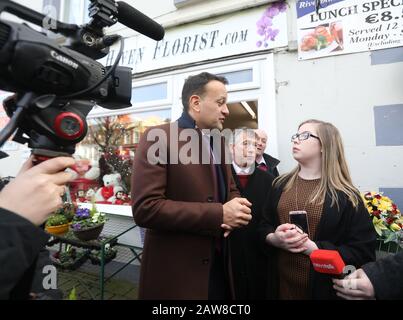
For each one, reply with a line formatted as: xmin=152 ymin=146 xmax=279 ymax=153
xmin=66 ymin=157 xmax=100 ymax=181
xmin=94 ymin=173 xmax=123 ymax=204
xmin=66 ymin=157 xmax=100 ymax=203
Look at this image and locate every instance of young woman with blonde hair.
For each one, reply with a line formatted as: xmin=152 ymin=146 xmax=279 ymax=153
xmin=259 ymin=119 xmax=376 ymax=300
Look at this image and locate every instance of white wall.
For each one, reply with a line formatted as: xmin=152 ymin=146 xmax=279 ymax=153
xmin=108 ymin=0 xmax=275 ymax=36
xmin=273 ymin=50 xmax=403 ymax=192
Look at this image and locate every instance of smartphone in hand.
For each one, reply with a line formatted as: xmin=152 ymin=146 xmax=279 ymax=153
xmin=289 ymin=210 xmax=310 ymax=237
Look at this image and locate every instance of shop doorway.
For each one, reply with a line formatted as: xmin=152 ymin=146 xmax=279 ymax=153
xmin=224 ymin=100 xmax=258 ymax=130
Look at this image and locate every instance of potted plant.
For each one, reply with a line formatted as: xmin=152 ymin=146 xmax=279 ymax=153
xmin=51 ymin=245 xmax=89 ymax=270
xmin=89 ymin=243 xmax=117 ymax=265
xmin=70 ymin=202 xmax=107 ymax=241
xmin=45 ymin=202 xmax=76 ymax=235
xmin=45 ymin=214 xmax=70 ymax=235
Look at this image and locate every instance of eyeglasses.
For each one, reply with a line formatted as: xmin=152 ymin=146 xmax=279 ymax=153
xmin=291 ymin=132 xmax=320 ymax=142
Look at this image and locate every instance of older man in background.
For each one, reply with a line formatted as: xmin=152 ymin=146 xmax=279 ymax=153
xmin=255 ymin=129 xmax=280 ymax=177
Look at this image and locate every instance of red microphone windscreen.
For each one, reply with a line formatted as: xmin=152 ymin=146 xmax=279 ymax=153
xmin=310 ymin=249 xmax=345 ymax=275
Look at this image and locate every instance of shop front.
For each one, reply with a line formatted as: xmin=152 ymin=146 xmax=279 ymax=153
xmin=74 ymin=3 xmax=288 ymax=215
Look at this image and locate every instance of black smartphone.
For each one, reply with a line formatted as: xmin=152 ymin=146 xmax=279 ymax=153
xmin=289 ymin=211 xmax=310 ymax=237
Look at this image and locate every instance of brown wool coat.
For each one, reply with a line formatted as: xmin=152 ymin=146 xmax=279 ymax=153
xmin=131 ymin=120 xmax=239 ymax=299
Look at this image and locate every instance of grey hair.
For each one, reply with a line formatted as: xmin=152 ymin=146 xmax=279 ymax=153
xmin=229 ymin=127 xmax=256 ymax=146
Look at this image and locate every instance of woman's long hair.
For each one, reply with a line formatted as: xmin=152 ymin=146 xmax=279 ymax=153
xmin=275 ymin=119 xmax=360 ymax=209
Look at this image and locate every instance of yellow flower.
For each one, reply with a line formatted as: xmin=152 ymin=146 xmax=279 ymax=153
xmin=390 ymin=223 xmax=401 ymax=231
xmin=371 ymin=198 xmax=379 ymax=206
xmin=372 ymin=216 xmax=388 ymax=236
xmin=378 ymin=200 xmax=392 ymax=212
xmin=362 ymin=192 xmax=403 ymax=238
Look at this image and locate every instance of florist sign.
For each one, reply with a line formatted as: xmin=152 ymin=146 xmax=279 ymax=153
xmin=296 ymin=0 xmax=403 ymax=60
xmin=101 ymin=2 xmax=287 ymax=73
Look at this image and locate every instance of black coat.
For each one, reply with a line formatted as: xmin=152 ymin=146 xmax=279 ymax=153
xmin=230 ymin=167 xmax=274 ymax=299
xmin=363 ymin=250 xmax=403 ymax=299
xmin=0 ymin=208 xmax=49 ymax=300
xmin=256 ymin=153 xmax=280 ymax=178
xmin=259 ymin=183 xmax=377 ymax=300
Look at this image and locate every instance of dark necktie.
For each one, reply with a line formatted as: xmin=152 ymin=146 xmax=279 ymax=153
xmin=258 ymin=162 xmax=268 ymax=172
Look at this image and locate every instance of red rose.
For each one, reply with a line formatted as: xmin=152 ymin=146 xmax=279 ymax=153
xmin=375 ymin=194 xmax=382 ymax=199
xmin=372 ymin=210 xmax=381 ymax=218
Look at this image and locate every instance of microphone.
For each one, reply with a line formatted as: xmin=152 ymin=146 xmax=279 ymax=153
xmin=310 ymin=249 xmax=345 ymax=276
xmin=116 ymin=1 xmax=165 ymax=41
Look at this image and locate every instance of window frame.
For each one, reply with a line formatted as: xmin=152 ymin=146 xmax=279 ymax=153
xmin=131 ymin=77 xmax=172 ymax=108
xmin=88 ymin=76 xmax=172 ymax=118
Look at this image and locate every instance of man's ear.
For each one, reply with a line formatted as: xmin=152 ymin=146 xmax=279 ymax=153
xmin=189 ymin=95 xmax=201 ymax=113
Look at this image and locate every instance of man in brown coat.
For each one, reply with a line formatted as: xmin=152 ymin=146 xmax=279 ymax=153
xmin=131 ymin=72 xmax=252 ymax=299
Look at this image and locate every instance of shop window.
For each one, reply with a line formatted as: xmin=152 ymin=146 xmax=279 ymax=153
xmin=217 ymin=69 xmax=253 ymax=85
xmin=132 ymin=82 xmax=168 ymax=104
xmin=71 ymin=109 xmax=171 ymax=206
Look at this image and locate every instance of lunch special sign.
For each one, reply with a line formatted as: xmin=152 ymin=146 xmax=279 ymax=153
xmin=296 ymin=0 xmax=403 ymax=60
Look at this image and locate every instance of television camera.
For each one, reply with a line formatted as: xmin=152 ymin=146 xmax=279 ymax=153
xmin=0 ymin=0 xmax=164 ymax=159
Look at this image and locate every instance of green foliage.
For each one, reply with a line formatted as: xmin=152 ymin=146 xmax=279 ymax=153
xmin=46 ymin=214 xmax=69 ymax=227
xmin=68 ymin=287 xmax=77 ymax=300
xmin=46 ymin=202 xmax=76 ymax=226
xmin=55 ymin=202 xmax=76 ymax=222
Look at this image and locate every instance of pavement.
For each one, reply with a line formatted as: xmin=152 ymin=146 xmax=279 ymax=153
xmin=58 ymin=266 xmax=139 ymax=300
xmin=48 ymin=246 xmax=141 ymax=300
xmin=40 ymin=214 xmax=143 ymax=300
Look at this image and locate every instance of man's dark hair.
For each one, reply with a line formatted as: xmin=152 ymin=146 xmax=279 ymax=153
xmin=181 ymin=72 xmax=228 ymax=112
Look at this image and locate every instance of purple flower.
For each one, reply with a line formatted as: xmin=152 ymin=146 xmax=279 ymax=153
xmin=277 ymin=2 xmax=287 ymax=13
xmin=256 ymin=18 xmax=264 ymax=28
xmin=256 ymin=2 xmax=284 ymax=46
xmin=72 ymin=223 xmax=81 ymax=231
xmin=76 ymin=208 xmax=90 ymax=219
xmin=265 ymin=6 xmax=279 ymax=18
xmin=262 ymin=16 xmax=273 ymax=27
xmin=267 ymin=28 xmax=280 ymax=41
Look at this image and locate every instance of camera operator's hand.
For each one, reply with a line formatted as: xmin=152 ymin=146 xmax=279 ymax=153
xmin=0 ymin=156 xmax=75 ymax=226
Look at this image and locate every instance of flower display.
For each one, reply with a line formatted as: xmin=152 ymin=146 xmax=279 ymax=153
xmin=362 ymin=191 xmax=403 ymax=243
xmin=71 ymin=203 xmax=107 ymax=231
xmin=256 ymin=1 xmax=287 ymax=48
